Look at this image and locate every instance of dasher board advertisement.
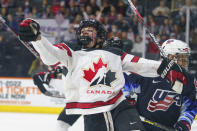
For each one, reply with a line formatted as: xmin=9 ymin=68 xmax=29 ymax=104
xmin=0 ymin=77 xmax=65 ymax=114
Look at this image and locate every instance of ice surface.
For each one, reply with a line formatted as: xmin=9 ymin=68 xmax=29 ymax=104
xmin=0 ymin=112 xmax=196 ymax=131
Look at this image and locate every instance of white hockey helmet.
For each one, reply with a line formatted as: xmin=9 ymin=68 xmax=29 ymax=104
xmin=162 ymin=39 xmax=190 ymax=56
xmin=162 ymin=39 xmax=191 ymax=69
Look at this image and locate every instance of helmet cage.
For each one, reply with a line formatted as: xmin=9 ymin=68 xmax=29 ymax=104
xmin=76 ymin=19 xmax=107 ymax=47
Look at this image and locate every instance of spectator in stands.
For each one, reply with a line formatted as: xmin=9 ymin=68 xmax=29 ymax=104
xmin=179 ymin=0 xmax=197 ymax=16
xmin=131 ymin=35 xmax=144 ymax=54
xmin=101 ymin=0 xmax=110 ymax=16
xmin=108 ymin=24 xmax=121 ymax=38
xmin=52 ymin=1 xmax=61 ymax=15
xmin=116 ymin=0 xmax=127 ymax=16
xmin=148 ymin=34 xmax=162 ymax=54
xmin=24 ymin=0 xmax=30 ymax=8
xmin=81 ymin=4 xmax=94 ymax=19
xmin=63 ymin=14 xmax=82 ymax=41
xmin=108 ymin=5 xmax=117 ymax=24
xmin=158 ymin=17 xmax=171 ymax=36
xmin=6 ymin=14 xmax=18 ymax=32
xmin=41 ymin=5 xmax=54 ymax=18
xmin=68 ymin=0 xmax=80 ymax=21
xmin=85 ymin=0 xmax=100 ymax=16
xmin=179 ymin=0 xmax=197 ymax=28
xmin=152 ymin=0 xmax=170 ymax=17
xmin=0 ymin=7 xmax=8 ymax=18
xmin=102 ymin=16 xmax=111 ymax=31
xmin=114 ymin=13 xmax=130 ymax=32
xmin=32 ymin=7 xmax=41 ymax=18
xmin=127 ymin=27 xmax=135 ymax=42
xmin=63 ymin=23 xmax=77 ymax=42
xmin=72 ymin=13 xmax=82 ymax=26
xmin=122 ymin=31 xmax=133 ymax=53
xmin=41 ymin=0 xmax=48 ymax=10
xmin=15 ymin=6 xmax=24 ymax=22
xmin=170 ymin=24 xmax=185 ymax=41
xmin=178 ymin=15 xmax=186 ymax=32
xmin=0 ymin=0 xmax=15 ymax=8
xmin=59 ymin=7 xmax=70 ymax=19
xmin=130 ymin=15 xmax=141 ymax=35
xmin=147 ymin=14 xmax=159 ymax=34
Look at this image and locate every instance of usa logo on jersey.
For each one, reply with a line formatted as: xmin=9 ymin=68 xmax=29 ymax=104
xmin=147 ymin=89 xmax=181 ymax=112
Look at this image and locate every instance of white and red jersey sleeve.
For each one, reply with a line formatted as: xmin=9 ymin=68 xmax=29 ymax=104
xmin=31 ymin=36 xmax=73 ymax=67
xmin=121 ymin=52 xmax=161 ymax=77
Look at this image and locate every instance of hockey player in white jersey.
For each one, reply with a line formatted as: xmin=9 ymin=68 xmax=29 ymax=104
xmin=18 ymin=18 xmax=189 ymax=131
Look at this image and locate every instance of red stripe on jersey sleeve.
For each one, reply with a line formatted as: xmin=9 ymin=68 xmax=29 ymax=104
xmin=131 ymin=56 xmax=139 ymax=63
xmin=66 ymin=91 xmax=123 ymax=109
xmin=121 ymin=52 xmax=127 ymax=61
xmin=53 ymin=43 xmax=72 ymax=56
xmin=50 ymin=62 xmax=61 ymax=67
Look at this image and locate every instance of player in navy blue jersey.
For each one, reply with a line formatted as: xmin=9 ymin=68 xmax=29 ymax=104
xmin=122 ymin=39 xmax=197 ymax=131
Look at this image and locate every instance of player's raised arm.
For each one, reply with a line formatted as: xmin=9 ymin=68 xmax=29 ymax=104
xmin=18 ymin=19 xmax=73 ymax=67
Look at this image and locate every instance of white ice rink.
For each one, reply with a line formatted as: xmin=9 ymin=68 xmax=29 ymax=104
xmin=0 ymin=112 xmax=197 ymax=131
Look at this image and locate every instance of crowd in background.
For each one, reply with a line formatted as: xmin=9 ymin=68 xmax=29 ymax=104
xmin=0 ymin=0 xmax=197 ymax=77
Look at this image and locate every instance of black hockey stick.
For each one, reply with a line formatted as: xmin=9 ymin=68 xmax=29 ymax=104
xmin=127 ymin=0 xmax=168 ymax=58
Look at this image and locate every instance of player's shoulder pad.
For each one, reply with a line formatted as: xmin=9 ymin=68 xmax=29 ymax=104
xmin=64 ymin=40 xmax=82 ymax=51
xmin=85 ymin=47 xmax=124 ymax=56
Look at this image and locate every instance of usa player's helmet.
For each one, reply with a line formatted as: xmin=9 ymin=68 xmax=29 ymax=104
xmin=76 ymin=19 xmax=107 ymax=48
xmin=162 ymin=39 xmax=191 ymax=69
xmin=162 ymin=39 xmax=190 ymax=55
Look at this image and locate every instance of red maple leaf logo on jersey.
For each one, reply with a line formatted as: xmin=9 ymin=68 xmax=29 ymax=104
xmin=83 ymin=58 xmax=107 ymax=82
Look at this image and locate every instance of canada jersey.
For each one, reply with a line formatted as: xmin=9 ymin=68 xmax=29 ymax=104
xmin=31 ymin=36 xmax=160 ymax=115
xmin=126 ymin=73 xmax=196 ymax=127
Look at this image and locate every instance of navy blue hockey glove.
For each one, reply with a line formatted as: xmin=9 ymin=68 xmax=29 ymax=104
xmin=19 ymin=19 xmax=40 ymax=42
xmin=174 ymin=120 xmax=191 ymax=131
xmin=157 ymin=58 xmax=188 ymax=94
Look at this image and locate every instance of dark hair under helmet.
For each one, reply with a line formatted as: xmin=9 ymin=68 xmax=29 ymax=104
xmin=76 ymin=19 xmax=107 ymax=48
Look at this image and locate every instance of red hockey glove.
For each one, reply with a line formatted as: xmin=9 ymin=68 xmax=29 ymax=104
xmin=157 ymin=58 xmax=188 ymax=94
xmin=174 ymin=120 xmax=191 ymax=131
xmin=19 ymin=19 xmax=40 ymax=42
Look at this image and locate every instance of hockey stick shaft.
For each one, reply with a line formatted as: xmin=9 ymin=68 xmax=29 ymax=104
xmin=127 ymin=0 xmax=167 ymax=58
xmin=0 ymin=16 xmax=40 ymax=58
xmin=0 ymin=16 xmax=67 ymax=99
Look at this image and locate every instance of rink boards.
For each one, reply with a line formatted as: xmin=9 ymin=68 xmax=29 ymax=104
xmin=0 ymin=77 xmax=196 ymax=120
xmin=0 ymin=77 xmax=64 ymax=114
